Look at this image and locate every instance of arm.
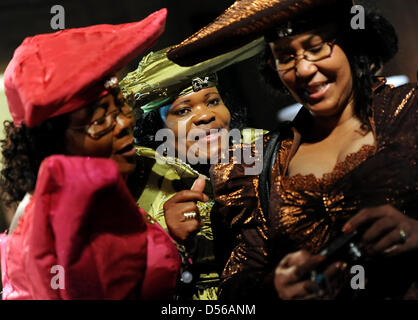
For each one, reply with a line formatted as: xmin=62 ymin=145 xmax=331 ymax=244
xmin=25 ymin=155 xmax=175 ymax=299
xmin=210 ymin=142 xmax=277 ymax=300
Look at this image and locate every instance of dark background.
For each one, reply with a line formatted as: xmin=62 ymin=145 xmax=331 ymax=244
xmin=0 ymin=0 xmax=417 ymax=230
xmin=0 ymin=0 xmax=417 ymax=127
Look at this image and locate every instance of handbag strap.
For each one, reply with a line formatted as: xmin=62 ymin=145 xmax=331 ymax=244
xmin=258 ymin=124 xmax=289 ymax=216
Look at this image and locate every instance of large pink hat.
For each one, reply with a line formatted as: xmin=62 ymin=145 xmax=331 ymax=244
xmin=4 ymin=8 xmax=167 ymax=127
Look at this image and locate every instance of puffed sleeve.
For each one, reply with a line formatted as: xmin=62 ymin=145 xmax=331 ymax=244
xmin=210 ymin=137 xmax=278 ymax=301
xmin=372 ymin=81 xmax=417 ymax=149
xmin=370 ymin=82 xmax=417 ymax=218
xmin=25 ymin=155 xmax=179 ymax=299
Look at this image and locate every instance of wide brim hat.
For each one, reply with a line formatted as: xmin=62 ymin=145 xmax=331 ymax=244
xmin=120 ymin=37 xmax=265 ymax=113
xmin=167 ymin=0 xmax=338 ymax=66
xmin=4 ymin=9 xmax=167 ymax=127
xmin=167 ymin=0 xmax=398 ymax=68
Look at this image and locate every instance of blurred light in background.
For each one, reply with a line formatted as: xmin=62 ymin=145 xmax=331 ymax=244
xmin=277 ymin=102 xmax=302 ymax=122
xmin=385 ymin=75 xmax=409 ymax=87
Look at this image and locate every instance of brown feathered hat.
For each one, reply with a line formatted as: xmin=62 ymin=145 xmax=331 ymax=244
xmin=167 ymin=0 xmax=340 ymax=66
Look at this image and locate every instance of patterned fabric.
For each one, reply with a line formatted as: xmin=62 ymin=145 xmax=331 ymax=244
xmin=135 ymin=146 xmax=219 ymax=300
xmin=210 ymin=80 xmax=418 ymax=300
xmin=135 ymin=128 xmax=266 ymax=300
xmin=120 ymin=39 xmax=264 ymax=112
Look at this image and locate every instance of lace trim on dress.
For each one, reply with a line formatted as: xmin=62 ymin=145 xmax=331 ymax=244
xmin=282 ymin=143 xmax=377 ymax=192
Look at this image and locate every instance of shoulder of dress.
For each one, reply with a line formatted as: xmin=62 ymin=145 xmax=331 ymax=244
xmin=372 ymin=81 xmax=417 ymax=121
xmin=211 ymin=125 xmax=293 ymax=183
xmin=373 ymin=80 xmax=416 ymax=100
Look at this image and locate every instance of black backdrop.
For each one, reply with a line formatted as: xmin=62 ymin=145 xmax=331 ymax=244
xmin=0 ymin=0 xmax=417 ymax=130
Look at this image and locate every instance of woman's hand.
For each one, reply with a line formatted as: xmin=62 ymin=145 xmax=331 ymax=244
xmin=343 ymin=204 xmax=418 ymax=257
xmin=274 ymin=250 xmax=346 ymax=300
xmin=163 ymin=177 xmax=208 ymax=244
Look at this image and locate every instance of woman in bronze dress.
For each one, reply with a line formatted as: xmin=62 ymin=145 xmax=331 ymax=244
xmin=167 ymin=0 xmax=418 ymax=300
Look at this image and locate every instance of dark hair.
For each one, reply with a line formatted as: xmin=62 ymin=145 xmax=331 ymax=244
xmin=259 ymin=4 xmax=398 ymax=131
xmin=0 ymin=115 xmax=69 ymax=204
xmin=133 ymin=78 xmax=248 ymax=149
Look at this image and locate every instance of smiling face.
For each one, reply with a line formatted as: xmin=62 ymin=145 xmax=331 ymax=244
xmin=65 ymin=91 xmax=136 ymax=177
xmin=269 ymin=26 xmax=354 ymax=118
xmin=164 ymin=87 xmax=231 ymax=162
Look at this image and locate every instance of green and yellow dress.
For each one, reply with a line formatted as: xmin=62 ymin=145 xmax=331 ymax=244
xmin=135 ymin=128 xmax=266 ymax=300
xmin=136 ymin=145 xmax=219 ymax=300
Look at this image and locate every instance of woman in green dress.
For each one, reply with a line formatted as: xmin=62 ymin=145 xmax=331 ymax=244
xmin=120 ymin=39 xmax=265 ymax=300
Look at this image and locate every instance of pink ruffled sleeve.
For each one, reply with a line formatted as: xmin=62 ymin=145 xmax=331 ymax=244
xmin=25 ymin=155 xmax=149 ymax=299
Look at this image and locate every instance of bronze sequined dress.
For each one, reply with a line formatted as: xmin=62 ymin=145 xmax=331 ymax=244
xmin=210 ymin=80 xmax=418 ymax=300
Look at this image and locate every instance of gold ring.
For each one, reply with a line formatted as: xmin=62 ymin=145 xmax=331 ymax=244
xmin=183 ymin=212 xmax=197 ymax=220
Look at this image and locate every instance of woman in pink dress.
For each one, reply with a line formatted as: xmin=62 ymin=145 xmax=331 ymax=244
xmin=0 ymin=9 xmax=180 ymax=300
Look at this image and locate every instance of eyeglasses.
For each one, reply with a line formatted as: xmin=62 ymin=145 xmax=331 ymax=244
xmin=274 ymin=39 xmax=336 ymax=72
xmin=70 ymin=103 xmax=134 ymax=140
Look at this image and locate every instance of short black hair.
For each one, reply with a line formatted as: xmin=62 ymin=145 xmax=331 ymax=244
xmin=1 ymin=115 xmax=69 ymax=204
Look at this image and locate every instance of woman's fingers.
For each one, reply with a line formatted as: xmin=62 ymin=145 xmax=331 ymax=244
xmin=323 ymin=261 xmax=345 ymax=279
xmin=343 ymin=205 xmax=418 ymax=257
xmin=277 ymin=250 xmax=324 ymax=283
xmin=179 ymin=202 xmax=200 ymax=220
xmin=361 ymin=216 xmax=397 ymax=244
xmin=275 ymin=265 xmax=312 ymax=299
xmin=162 ymin=184 xmax=210 ymax=244
xmin=275 ymin=258 xmax=342 ymax=300
xmin=164 ymin=200 xmax=201 ymax=243
xmin=164 ymin=202 xmax=201 ymax=227
xmin=191 ymin=176 xmax=206 ymax=193
xmin=277 ymin=279 xmax=318 ymax=300
xmin=373 ymin=224 xmax=417 ymax=256
xmin=343 ymin=206 xmax=387 ymax=234
xmin=368 ymin=227 xmax=405 ymax=254
xmin=324 ymin=261 xmax=348 ymax=294
xmin=164 ymin=190 xmax=208 ymax=205
xmin=301 ymin=261 xmax=348 ymax=300
xmin=294 ymin=254 xmax=326 ymax=281
xmin=275 ymin=251 xmax=311 ymax=296
xmin=275 ymin=250 xmax=329 ymax=300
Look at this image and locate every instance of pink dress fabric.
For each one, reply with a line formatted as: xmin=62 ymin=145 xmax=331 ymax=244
xmin=1 ymin=155 xmax=180 ymax=299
